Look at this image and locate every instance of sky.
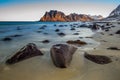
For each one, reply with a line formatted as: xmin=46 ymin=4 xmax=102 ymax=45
xmin=0 ymin=0 xmax=119 ymax=21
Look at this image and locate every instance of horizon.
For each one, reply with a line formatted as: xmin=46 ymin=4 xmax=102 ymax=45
xmin=0 ymin=0 xmax=119 ymax=21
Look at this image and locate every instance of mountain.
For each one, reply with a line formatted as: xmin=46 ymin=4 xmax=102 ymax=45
xmin=40 ymin=10 xmax=103 ymax=22
xmin=104 ymin=4 xmax=120 ymax=21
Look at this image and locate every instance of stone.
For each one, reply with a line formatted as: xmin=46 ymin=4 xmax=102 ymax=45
xmin=116 ymin=30 xmax=120 ymax=34
xmin=50 ymin=44 xmax=77 ymax=68
xmin=57 ymin=32 xmax=66 ymax=37
xmin=55 ymin=29 xmax=60 ymax=32
xmin=6 ymin=43 xmax=43 ymax=64
xmin=2 ymin=37 xmax=12 ymax=41
xmin=107 ymin=47 xmax=120 ymax=50
xmin=84 ymin=52 xmax=112 ymax=64
xmin=42 ymin=40 xmax=50 ymax=43
xmin=66 ymin=40 xmax=87 ymax=45
xmin=73 ymin=33 xmax=79 ymax=35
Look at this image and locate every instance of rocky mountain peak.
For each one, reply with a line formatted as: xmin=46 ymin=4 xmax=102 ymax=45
xmin=109 ymin=4 xmax=120 ymax=17
xmin=40 ymin=10 xmax=103 ymax=22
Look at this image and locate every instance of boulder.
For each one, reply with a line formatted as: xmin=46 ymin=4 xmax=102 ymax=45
xmin=50 ymin=44 xmax=77 ymax=68
xmin=66 ymin=40 xmax=87 ymax=45
xmin=6 ymin=43 xmax=43 ymax=64
xmin=84 ymin=52 xmax=112 ymax=64
xmin=115 ymin=30 xmax=120 ymax=34
xmin=107 ymin=47 xmax=120 ymax=50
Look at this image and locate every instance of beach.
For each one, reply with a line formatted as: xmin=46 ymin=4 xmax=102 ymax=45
xmin=0 ymin=22 xmax=120 ymax=80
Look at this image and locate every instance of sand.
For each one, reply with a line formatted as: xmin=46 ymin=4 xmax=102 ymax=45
xmin=0 ymin=22 xmax=120 ymax=80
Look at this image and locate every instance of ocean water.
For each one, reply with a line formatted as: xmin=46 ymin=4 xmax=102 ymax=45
xmin=0 ymin=21 xmax=102 ymax=80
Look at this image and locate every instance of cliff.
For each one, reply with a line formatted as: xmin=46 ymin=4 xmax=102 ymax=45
xmin=40 ymin=10 xmax=95 ymax=22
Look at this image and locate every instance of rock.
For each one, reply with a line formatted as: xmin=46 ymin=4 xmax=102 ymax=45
xmin=40 ymin=10 xmax=94 ymax=22
xmin=55 ymin=29 xmax=60 ymax=32
xmin=42 ymin=40 xmax=50 ymax=43
xmin=10 ymin=34 xmax=23 ymax=37
xmin=79 ymin=24 xmax=88 ymax=27
xmin=6 ymin=43 xmax=43 ymax=64
xmin=43 ymin=33 xmax=48 ymax=35
xmin=50 ymin=44 xmax=77 ymax=68
xmin=2 ymin=37 xmax=12 ymax=41
xmin=84 ymin=52 xmax=112 ymax=64
xmin=57 ymin=32 xmax=66 ymax=37
xmin=54 ymin=24 xmax=57 ymax=26
xmin=115 ymin=30 xmax=120 ymax=34
xmin=59 ymin=25 xmax=64 ymax=27
xmin=70 ymin=28 xmax=75 ymax=30
xmin=36 ymin=31 xmax=42 ymax=33
xmin=107 ymin=47 xmax=120 ymax=50
xmin=91 ymin=23 xmax=100 ymax=30
xmin=66 ymin=40 xmax=87 ymax=45
xmin=73 ymin=33 xmax=79 ymax=35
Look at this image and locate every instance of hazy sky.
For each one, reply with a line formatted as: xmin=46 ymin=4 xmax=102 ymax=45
xmin=0 ymin=0 xmax=119 ymax=21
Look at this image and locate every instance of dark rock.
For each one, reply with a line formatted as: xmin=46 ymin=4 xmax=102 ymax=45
xmin=70 ymin=28 xmax=75 ymax=30
xmin=55 ymin=29 xmax=60 ymax=32
xmin=115 ymin=30 xmax=120 ymax=34
xmin=80 ymin=24 xmax=88 ymax=27
xmin=105 ymin=29 xmax=109 ymax=32
xmin=85 ymin=37 xmax=93 ymax=38
xmin=73 ymin=33 xmax=79 ymax=35
xmin=2 ymin=37 xmax=12 ymax=41
xmin=59 ymin=25 xmax=64 ymax=27
xmin=91 ymin=23 xmax=100 ymax=30
xmin=6 ymin=43 xmax=43 ymax=64
xmin=42 ymin=40 xmax=50 ymax=43
xmin=107 ymin=47 xmax=120 ymax=50
xmin=36 ymin=31 xmax=42 ymax=33
xmin=66 ymin=40 xmax=87 ymax=45
xmin=50 ymin=44 xmax=77 ymax=68
xmin=39 ymin=25 xmax=47 ymax=29
xmin=109 ymin=34 xmax=113 ymax=36
xmin=84 ymin=52 xmax=112 ymax=64
xmin=54 ymin=24 xmax=57 ymax=26
xmin=10 ymin=34 xmax=23 ymax=37
xmin=57 ymin=32 xmax=66 ymax=37
xmin=43 ymin=33 xmax=48 ymax=35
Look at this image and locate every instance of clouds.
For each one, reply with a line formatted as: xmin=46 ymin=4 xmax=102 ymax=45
xmin=0 ymin=2 xmax=118 ymax=21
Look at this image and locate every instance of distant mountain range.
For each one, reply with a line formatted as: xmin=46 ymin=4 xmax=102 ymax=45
xmin=103 ymin=4 xmax=120 ymax=21
xmin=40 ymin=10 xmax=103 ymax=22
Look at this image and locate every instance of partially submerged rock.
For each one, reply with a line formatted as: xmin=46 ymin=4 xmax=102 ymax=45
xmin=73 ymin=33 xmax=79 ymax=35
xmin=55 ymin=29 xmax=60 ymax=32
xmin=10 ymin=34 xmax=23 ymax=37
xmin=91 ymin=23 xmax=100 ymax=30
xmin=6 ymin=43 xmax=43 ymax=64
xmin=66 ymin=40 xmax=87 ymax=46
xmin=41 ymin=40 xmax=50 ymax=43
xmin=107 ymin=47 xmax=120 ymax=50
xmin=70 ymin=28 xmax=75 ymax=30
xmin=50 ymin=44 xmax=77 ymax=68
xmin=2 ymin=37 xmax=12 ymax=41
xmin=115 ymin=30 xmax=120 ymax=34
xmin=57 ymin=32 xmax=66 ymax=37
xmin=84 ymin=52 xmax=112 ymax=64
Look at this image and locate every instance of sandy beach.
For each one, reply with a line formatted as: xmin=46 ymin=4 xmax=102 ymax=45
xmin=0 ymin=22 xmax=119 ymax=80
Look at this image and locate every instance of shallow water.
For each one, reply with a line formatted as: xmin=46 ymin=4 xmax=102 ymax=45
xmin=1 ymin=22 xmax=119 ymax=80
